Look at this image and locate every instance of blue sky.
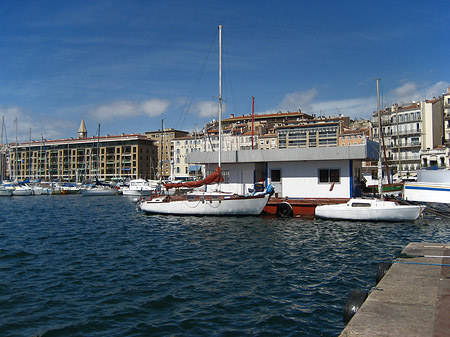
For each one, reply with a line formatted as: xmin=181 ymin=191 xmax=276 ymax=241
xmin=0 ymin=0 xmax=448 ymax=142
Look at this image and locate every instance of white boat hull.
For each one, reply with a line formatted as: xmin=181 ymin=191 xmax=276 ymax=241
xmin=122 ymin=188 xmax=153 ymax=196
xmin=80 ymin=187 xmax=118 ymax=196
xmin=315 ymin=198 xmax=423 ymax=221
xmin=12 ymin=186 xmax=33 ymax=196
xmin=0 ymin=188 xmax=13 ymax=196
xmin=139 ymin=193 xmax=270 ymax=216
xmin=403 ymin=182 xmax=450 ymax=204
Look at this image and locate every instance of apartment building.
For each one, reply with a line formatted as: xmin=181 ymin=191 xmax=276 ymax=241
xmin=6 ymin=133 xmax=158 ymax=182
xmin=372 ymin=99 xmax=443 ymax=173
xmin=172 ymin=135 xmax=203 ymax=180
xmin=145 ymin=128 xmax=188 ymax=180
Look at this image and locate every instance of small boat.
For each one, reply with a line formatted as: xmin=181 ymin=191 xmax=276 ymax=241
xmin=0 ymin=187 xmax=13 ymax=196
xmin=403 ymin=169 xmax=450 ymax=204
xmin=12 ymin=184 xmax=33 ymax=196
xmin=139 ymin=166 xmax=273 ymax=216
xmin=315 ymin=198 xmax=423 ymax=221
xmin=315 ymin=79 xmax=424 ymax=222
xmin=80 ymin=185 xmax=119 ymax=196
xmin=121 ymin=179 xmax=157 ymax=196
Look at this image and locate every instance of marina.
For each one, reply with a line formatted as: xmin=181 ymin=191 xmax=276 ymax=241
xmin=1 ymin=195 xmax=448 ymax=336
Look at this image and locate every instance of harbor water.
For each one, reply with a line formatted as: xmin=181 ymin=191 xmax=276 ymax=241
xmin=1 ymin=196 xmax=448 ymax=336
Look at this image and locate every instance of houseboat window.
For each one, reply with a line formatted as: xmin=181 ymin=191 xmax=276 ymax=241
xmin=319 ymin=169 xmax=340 ymax=183
xmin=222 ymin=170 xmax=230 ymax=183
xmin=271 ymin=169 xmax=281 ymax=182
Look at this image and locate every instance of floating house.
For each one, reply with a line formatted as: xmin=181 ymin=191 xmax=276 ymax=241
xmin=189 ymin=140 xmax=379 ymax=217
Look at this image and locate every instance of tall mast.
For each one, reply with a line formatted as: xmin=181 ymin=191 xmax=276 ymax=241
xmin=251 ymin=96 xmax=255 ymax=150
xmin=218 ymin=24 xmax=222 ymax=168
xmin=14 ymin=118 xmax=18 ymax=181
xmin=0 ymin=116 xmax=3 ymax=181
xmin=96 ymin=123 xmax=100 ymax=181
xmin=28 ymin=127 xmax=31 ymax=179
xmin=376 ymin=79 xmax=383 ymax=199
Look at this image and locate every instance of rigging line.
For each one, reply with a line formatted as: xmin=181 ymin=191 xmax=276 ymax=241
xmin=177 ymin=30 xmax=218 ymax=130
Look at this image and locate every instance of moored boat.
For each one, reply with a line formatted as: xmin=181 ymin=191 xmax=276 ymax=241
xmin=0 ymin=187 xmax=13 ymax=196
xmin=138 ymin=25 xmax=273 ymax=216
xmin=315 ymin=198 xmax=424 ymax=221
xmin=121 ymin=178 xmax=157 ymax=196
xmin=403 ymin=169 xmax=450 ymax=204
xmin=80 ymin=185 xmax=119 ymax=196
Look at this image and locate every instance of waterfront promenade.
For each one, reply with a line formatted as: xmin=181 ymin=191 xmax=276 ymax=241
xmin=340 ymin=242 xmax=450 ymax=336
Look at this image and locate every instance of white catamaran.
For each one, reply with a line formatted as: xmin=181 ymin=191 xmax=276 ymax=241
xmin=139 ymin=25 xmax=272 ymax=216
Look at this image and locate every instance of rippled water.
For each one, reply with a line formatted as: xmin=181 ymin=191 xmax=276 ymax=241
xmin=0 ymin=196 xmax=448 ymax=336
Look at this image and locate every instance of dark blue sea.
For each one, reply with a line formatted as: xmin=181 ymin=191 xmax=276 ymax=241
xmin=0 ymin=196 xmax=448 ymax=337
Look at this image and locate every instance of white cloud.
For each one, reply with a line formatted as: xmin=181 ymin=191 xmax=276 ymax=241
xmin=90 ymin=99 xmax=170 ymax=120
xmin=0 ymin=105 xmax=72 ymax=142
xmin=194 ymin=100 xmax=227 ymax=119
xmin=140 ymin=99 xmax=170 ymax=117
xmin=278 ymin=88 xmax=317 ymax=111
xmin=274 ymin=81 xmax=449 ymax=120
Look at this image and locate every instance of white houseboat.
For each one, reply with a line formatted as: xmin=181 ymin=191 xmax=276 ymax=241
xmin=188 ymin=141 xmax=379 ymax=217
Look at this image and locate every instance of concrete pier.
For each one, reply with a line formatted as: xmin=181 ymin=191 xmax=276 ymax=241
xmin=340 ymin=242 xmax=450 ymax=336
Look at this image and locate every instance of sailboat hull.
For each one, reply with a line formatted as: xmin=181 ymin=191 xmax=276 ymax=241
xmin=139 ymin=193 xmax=270 ymax=216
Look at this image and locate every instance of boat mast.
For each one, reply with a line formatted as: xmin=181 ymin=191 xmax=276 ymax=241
xmin=96 ymin=123 xmax=100 ymax=181
xmin=28 ymin=127 xmax=31 ymax=179
xmin=0 ymin=116 xmax=3 ymax=181
xmin=251 ymin=96 xmax=255 ymax=150
xmin=218 ymin=24 xmax=222 ymax=168
xmin=376 ymin=79 xmax=383 ymax=199
xmin=14 ymin=118 xmax=18 ymax=181
xmin=40 ymin=134 xmax=43 ymax=181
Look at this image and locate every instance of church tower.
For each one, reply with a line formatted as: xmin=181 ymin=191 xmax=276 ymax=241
xmin=78 ymin=119 xmax=87 ymax=138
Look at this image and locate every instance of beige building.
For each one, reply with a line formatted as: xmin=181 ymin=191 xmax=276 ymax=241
xmin=372 ymin=98 xmax=443 ymax=173
xmin=145 ymin=128 xmax=188 ymax=180
xmin=6 ymin=133 xmax=158 ymax=182
xmin=172 ymin=135 xmax=203 ymax=180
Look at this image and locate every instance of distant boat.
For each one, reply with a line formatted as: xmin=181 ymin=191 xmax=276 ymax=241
xmin=80 ymin=185 xmax=119 ymax=196
xmin=0 ymin=186 xmax=13 ymax=196
xmin=315 ymin=198 xmax=423 ymax=221
xmin=403 ymin=169 xmax=450 ymax=204
xmin=138 ymin=25 xmax=272 ymax=216
xmin=315 ymin=79 xmax=423 ymax=221
xmin=121 ymin=178 xmax=157 ymax=196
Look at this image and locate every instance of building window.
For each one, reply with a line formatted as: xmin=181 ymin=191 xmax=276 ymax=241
xmin=319 ymin=169 xmax=340 ymax=183
xmin=271 ymin=169 xmax=281 ymax=182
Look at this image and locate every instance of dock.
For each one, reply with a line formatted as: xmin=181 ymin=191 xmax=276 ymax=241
xmin=340 ymin=242 xmax=450 ymax=336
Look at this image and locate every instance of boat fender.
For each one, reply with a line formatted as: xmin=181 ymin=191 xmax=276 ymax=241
xmin=343 ymin=289 xmax=368 ymax=324
xmin=276 ymin=202 xmax=293 ymax=218
xmin=375 ymin=262 xmax=392 ymax=284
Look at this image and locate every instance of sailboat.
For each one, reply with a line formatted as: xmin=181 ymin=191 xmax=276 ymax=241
xmin=139 ymin=25 xmax=272 ymax=216
xmin=80 ymin=124 xmax=118 ymax=196
xmin=315 ymin=79 xmax=424 ymax=221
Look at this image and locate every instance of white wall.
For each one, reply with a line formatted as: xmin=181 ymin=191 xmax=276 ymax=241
xmin=268 ymin=160 xmax=351 ymax=198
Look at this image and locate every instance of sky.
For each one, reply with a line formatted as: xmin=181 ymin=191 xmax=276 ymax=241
xmin=0 ymin=0 xmax=449 ymax=143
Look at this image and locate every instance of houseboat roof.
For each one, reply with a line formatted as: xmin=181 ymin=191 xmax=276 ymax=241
xmin=188 ymin=141 xmax=378 ymax=165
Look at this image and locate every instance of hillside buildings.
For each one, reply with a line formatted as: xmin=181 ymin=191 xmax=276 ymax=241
xmin=2 ymin=85 xmax=449 ymax=184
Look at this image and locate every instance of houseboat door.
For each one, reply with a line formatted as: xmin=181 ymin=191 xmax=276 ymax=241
xmin=270 ymin=169 xmax=282 ymax=198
